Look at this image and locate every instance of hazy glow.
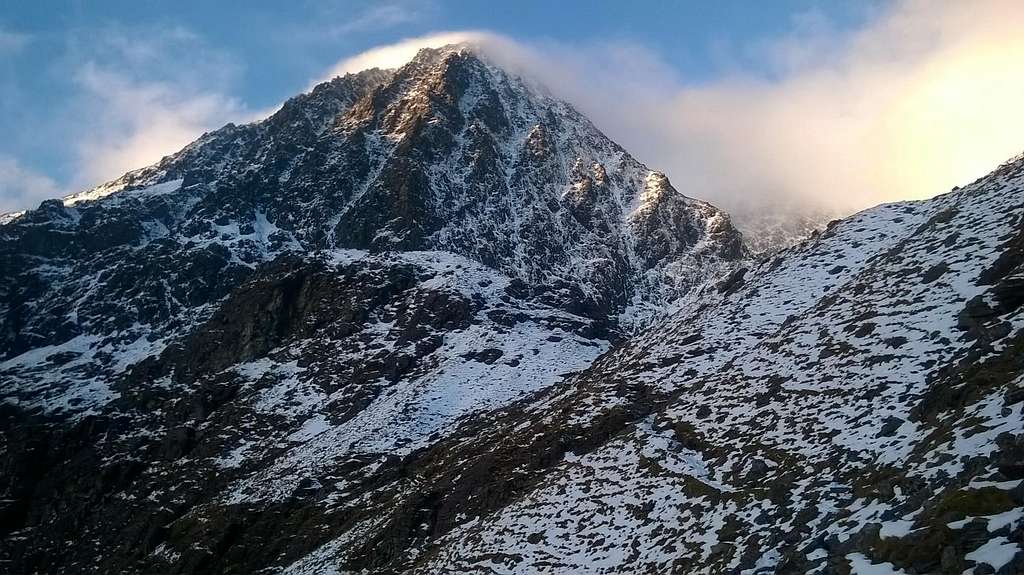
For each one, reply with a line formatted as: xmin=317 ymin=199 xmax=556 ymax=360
xmin=881 ymin=40 xmax=1024 ymax=198
xmin=666 ymin=0 xmax=1024 ymax=212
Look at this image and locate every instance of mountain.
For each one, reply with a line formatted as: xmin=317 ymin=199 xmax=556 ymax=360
xmin=399 ymin=158 xmax=1024 ymax=574
xmin=0 ymin=44 xmax=744 ymax=573
xmin=1 ymin=44 xmax=745 ymax=413
xmin=1 ymin=44 xmax=1022 ymax=575
xmin=3 ymin=45 xmax=741 ymax=345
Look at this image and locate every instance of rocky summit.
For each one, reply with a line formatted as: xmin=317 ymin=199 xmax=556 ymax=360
xmin=1 ymin=44 xmax=1022 ymax=574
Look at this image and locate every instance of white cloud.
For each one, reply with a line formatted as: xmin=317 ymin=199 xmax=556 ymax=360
xmin=53 ymin=25 xmax=269 ymax=193
xmin=0 ymin=25 xmax=270 ymax=211
xmin=329 ymin=1 xmax=429 ymax=36
xmin=657 ymin=0 xmax=1024 ymax=213
xmin=0 ymin=156 xmax=61 ymax=213
xmin=69 ymin=63 xmax=249 ymax=189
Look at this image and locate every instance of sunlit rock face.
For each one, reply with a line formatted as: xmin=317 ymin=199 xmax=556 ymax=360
xmin=2 ymin=43 xmax=1023 ymax=575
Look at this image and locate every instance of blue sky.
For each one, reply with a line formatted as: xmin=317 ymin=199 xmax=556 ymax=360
xmin=2 ymin=1 xmax=1022 ymax=215
xmin=4 ymin=1 xmax=877 ymax=108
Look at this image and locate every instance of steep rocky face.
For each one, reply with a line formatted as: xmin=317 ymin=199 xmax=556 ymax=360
xmin=318 ymin=48 xmax=744 ymax=318
xmin=0 ymin=65 xmax=394 ymax=364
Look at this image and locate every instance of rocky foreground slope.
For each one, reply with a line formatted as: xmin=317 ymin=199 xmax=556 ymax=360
xmin=256 ymin=154 xmax=1024 ymax=575
xmin=396 ymin=157 xmax=1024 ymax=575
xmin=1 ymin=44 xmax=1023 ymax=574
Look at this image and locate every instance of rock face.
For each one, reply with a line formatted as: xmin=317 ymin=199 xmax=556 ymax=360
xmin=1 ymin=44 xmax=1023 ymax=575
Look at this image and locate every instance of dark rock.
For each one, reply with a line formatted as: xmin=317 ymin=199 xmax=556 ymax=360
xmin=878 ymin=416 xmax=904 ymax=438
xmin=922 ymin=262 xmax=949 ymax=283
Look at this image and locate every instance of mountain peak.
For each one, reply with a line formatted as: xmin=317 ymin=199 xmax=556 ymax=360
xmin=1 ymin=40 xmax=746 ymax=367
xmin=240 ymin=42 xmax=741 ymax=315
xmin=408 ymin=41 xmax=482 ymax=64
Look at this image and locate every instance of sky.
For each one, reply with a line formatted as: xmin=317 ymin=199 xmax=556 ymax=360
xmin=1 ymin=0 xmax=1022 ymax=216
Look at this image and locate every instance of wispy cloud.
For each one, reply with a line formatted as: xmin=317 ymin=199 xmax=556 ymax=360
xmin=0 ymin=23 xmax=283 ymax=211
xmin=0 ymin=155 xmax=61 ymax=213
xmin=329 ymin=1 xmax=432 ymax=36
xmin=58 ymin=24 xmax=261 ymax=192
xmin=70 ymin=63 xmax=248 ymax=188
xmin=0 ymin=27 xmax=29 ymax=54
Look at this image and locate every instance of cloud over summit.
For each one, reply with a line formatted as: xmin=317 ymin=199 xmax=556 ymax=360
xmin=5 ymin=0 xmax=1022 ymax=217
xmin=325 ymin=0 xmax=1024 ymax=217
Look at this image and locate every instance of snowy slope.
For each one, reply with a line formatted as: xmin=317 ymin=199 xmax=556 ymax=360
xmin=393 ymin=156 xmax=1024 ymax=575
xmin=262 ymin=155 xmax=1024 ymax=575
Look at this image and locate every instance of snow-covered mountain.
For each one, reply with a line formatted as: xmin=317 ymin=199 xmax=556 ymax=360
xmin=0 ymin=44 xmax=742 ymax=572
xmin=2 ymin=44 xmax=1022 ymax=574
xmin=399 ymin=157 xmax=1024 ymax=575
xmin=1 ymin=44 xmax=745 ymax=414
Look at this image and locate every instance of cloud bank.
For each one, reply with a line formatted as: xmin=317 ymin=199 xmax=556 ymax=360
xmin=323 ymin=0 xmax=1024 ymax=217
xmin=660 ymin=0 xmax=1024 ymax=214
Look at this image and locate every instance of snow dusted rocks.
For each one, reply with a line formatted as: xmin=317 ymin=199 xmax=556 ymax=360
xmin=0 ymin=43 xmax=739 ymax=573
xmin=0 ymin=248 xmax=612 ymax=571
xmin=391 ymin=156 xmax=1024 ymax=574
xmin=1 ymin=43 xmax=1022 ymax=574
